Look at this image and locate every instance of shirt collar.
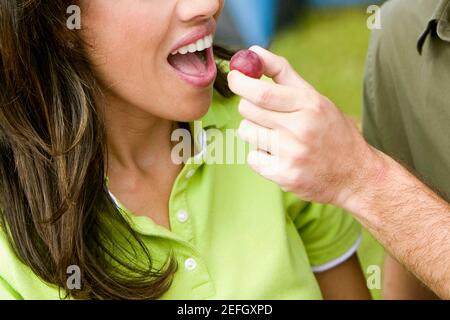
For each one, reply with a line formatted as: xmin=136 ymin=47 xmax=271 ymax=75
xmin=417 ymin=0 xmax=450 ymax=54
xmin=196 ymin=90 xmax=233 ymax=129
xmin=188 ymin=91 xmax=235 ymax=157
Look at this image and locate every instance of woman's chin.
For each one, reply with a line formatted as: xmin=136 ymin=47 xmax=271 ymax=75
xmin=176 ymin=98 xmax=212 ymax=122
xmin=180 ymin=107 xmax=210 ymax=123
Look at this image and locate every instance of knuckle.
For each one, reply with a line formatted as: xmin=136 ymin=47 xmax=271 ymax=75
xmin=283 ymin=168 xmax=303 ymax=189
xmin=282 ymin=146 xmax=311 ymax=175
xmin=290 ymin=144 xmax=309 ymax=163
xmin=286 ymin=155 xmax=302 ymax=172
xmin=292 ymin=123 xmax=317 ymax=142
xmin=279 ymin=57 xmax=291 ymax=76
xmin=257 ymin=87 xmax=274 ymax=106
xmin=301 ymin=126 xmax=317 ymax=141
xmin=278 ymin=56 xmax=290 ymax=68
xmin=308 ymin=93 xmax=324 ymax=113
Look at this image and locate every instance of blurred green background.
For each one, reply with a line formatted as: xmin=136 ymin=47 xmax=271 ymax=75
xmin=270 ymin=6 xmax=384 ymax=299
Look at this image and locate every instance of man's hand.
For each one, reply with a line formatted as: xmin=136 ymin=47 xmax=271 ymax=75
xmin=228 ymin=47 xmax=450 ymax=299
xmin=228 ymin=46 xmax=381 ymax=208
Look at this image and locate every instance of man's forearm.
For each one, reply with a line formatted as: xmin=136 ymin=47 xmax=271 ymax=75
xmin=383 ymin=254 xmax=440 ymax=300
xmin=342 ymin=149 xmax=450 ymax=299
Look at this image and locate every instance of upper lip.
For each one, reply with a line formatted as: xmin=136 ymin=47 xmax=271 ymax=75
xmin=169 ymin=20 xmax=216 ymax=54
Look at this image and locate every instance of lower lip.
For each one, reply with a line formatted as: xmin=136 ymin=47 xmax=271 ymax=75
xmin=169 ymin=47 xmax=217 ymax=88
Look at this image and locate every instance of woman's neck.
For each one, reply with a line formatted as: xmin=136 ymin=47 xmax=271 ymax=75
xmin=102 ymin=95 xmax=186 ymax=227
xmin=103 ymin=96 xmax=177 ymax=174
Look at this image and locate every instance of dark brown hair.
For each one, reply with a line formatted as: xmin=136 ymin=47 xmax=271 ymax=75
xmin=0 ymin=0 xmax=233 ymax=299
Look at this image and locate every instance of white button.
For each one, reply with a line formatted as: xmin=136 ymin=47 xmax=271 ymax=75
xmin=177 ymin=210 xmax=189 ymax=223
xmin=184 ymin=258 xmax=197 ymax=271
xmin=186 ymin=169 xmax=195 ymax=179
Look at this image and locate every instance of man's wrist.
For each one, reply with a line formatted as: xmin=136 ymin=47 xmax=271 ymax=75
xmin=336 ymin=145 xmax=392 ymax=221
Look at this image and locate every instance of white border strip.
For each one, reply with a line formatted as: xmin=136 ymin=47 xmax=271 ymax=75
xmin=311 ymin=234 xmax=363 ymax=273
xmin=108 ymin=191 xmax=120 ymax=208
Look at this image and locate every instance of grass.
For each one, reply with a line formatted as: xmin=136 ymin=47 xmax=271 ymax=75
xmin=271 ymin=6 xmax=384 ymax=299
xmin=271 ymin=6 xmax=371 ymax=117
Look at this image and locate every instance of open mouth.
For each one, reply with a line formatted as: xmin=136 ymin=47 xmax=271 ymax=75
xmin=167 ymin=34 xmax=217 ymax=87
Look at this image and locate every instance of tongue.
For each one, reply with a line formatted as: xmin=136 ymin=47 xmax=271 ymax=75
xmin=168 ymin=52 xmax=207 ymax=75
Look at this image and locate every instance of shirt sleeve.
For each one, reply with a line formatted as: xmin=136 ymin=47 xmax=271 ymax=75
xmin=361 ymin=15 xmax=413 ymax=166
xmin=362 ymin=24 xmax=384 ymax=152
xmin=284 ymin=192 xmax=362 ymax=272
xmin=0 ymin=225 xmax=23 ymax=300
xmin=0 ymin=275 xmax=22 ymax=300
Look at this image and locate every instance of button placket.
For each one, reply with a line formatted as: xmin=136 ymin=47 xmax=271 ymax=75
xmin=170 ymin=133 xmax=206 ymax=243
xmin=169 ymin=171 xmax=196 ymax=244
xmin=198 ymin=129 xmax=208 ymax=152
xmin=176 ymin=247 xmax=216 ymax=299
xmin=168 ymin=124 xmax=215 ymax=298
xmin=190 ymin=128 xmax=208 ymax=165
xmin=185 ymin=169 xmax=196 ymax=179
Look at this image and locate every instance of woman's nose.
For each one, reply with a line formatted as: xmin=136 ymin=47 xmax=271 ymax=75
xmin=176 ymin=0 xmax=222 ymax=23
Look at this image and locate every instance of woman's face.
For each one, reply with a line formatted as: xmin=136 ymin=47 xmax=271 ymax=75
xmin=81 ymin=0 xmax=224 ymax=121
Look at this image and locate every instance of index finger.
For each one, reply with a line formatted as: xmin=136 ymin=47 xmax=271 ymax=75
xmin=228 ymin=70 xmax=303 ymax=113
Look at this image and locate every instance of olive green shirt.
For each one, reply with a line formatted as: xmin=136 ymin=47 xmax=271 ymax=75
xmin=363 ymin=0 xmax=450 ymax=201
xmin=0 ymin=92 xmax=361 ymax=300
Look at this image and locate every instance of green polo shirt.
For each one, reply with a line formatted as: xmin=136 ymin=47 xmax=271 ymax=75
xmin=363 ymin=0 xmax=450 ymax=201
xmin=0 ymin=92 xmax=361 ymax=300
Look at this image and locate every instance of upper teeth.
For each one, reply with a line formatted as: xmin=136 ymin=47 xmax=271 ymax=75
xmin=171 ymin=34 xmax=213 ymax=55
